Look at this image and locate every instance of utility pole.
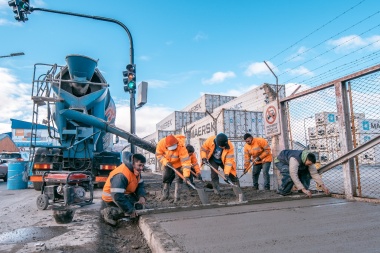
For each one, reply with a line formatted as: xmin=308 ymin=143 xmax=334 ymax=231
xmin=9 ymin=3 xmax=139 ymax=153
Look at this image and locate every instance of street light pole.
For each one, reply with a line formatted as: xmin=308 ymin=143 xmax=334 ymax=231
xmin=29 ymin=7 xmax=137 ymax=153
xmin=304 ymin=116 xmax=313 ymax=148
xmin=0 ymin=52 xmax=25 ymax=58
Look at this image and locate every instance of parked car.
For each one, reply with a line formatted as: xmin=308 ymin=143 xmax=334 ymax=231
xmin=0 ymin=159 xmax=7 ymax=182
xmin=0 ymin=152 xmax=23 ymax=182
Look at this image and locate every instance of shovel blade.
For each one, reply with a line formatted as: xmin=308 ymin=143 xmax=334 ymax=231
xmin=196 ymin=188 xmax=210 ymax=204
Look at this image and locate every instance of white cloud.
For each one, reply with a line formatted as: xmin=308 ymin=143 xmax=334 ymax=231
xmin=114 ymin=103 xmax=173 ymax=138
xmin=0 ymin=18 xmax=21 ymax=26
xmin=286 ymin=46 xmax=308 ymax=62
xmin=193 ymin=32 xmax=208 ymax=42
xmin=146 ymin=79 xmax=168 ymax=88
xmin=286 ymin=66 xmax=314 ymax=77
xmin=0 ymin=68 xmax=34 ymax=133
xmin=367 ymin=35 xmax=380 ymax=50
xmin=328 ymin=35 xmax=368 ymax=52
xmin=165 ymin=41 xmax=173 ymax=46
xmin=139 ymin=55 xmax=150 ymax=61
xmin=244 ymin=61 xmax=277 ymax=77
xmin=202 ymin=71 xmax=236 ymax=85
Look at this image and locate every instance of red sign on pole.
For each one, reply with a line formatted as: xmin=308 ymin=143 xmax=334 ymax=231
xmin=264 ymin=101 xmax=281 ymax=136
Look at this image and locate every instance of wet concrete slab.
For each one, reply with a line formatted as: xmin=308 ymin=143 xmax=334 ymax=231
xmin=140 ymin=197 xmax=380 ymax=253
xmin=0 ymin=226 xmax=68 ymax=244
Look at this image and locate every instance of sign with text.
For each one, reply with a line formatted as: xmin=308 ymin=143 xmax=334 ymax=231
xmin=264 ymin=101 xmax=281 ymax=136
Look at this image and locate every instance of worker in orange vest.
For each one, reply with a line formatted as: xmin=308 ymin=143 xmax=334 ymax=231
xmin=156 ymin=135 xmax=192 ymax=202
xmin=186 ymin=144 xmax=202 ymax=184
xmin=100 ymin=153 xmax=146 ymax=225
xmin=200 ymin=133 xmax=239 ymax=195
xmin=243 ymin=133 xmax=273 ymax=190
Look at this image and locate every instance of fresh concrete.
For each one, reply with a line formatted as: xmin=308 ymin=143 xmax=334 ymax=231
xmin=140 ymin=197 xmax=380 ymax=253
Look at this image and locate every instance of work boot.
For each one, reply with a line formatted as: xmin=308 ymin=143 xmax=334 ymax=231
xmin=174 ymin=182 xmax=182 ymax=203
xmin=101 ymin=208 xmax=117 ymax=226
xmin=160 ymin=183 xmax=170 ymax=201
xmin=212 ymin=181 xmax=221 ymax=195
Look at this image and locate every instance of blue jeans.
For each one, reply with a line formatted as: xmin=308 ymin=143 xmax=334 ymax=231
xmin=252 ymin=162 xmax=271 ymax=189
xmin=275 ymin=161 xmax=311 ymax=194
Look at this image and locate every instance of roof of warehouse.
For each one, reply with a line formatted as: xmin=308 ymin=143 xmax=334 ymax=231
xmin=11 ymin=118 xmax=48 ymax=130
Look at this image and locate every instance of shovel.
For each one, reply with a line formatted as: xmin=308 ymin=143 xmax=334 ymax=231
xmin=167 ymin=164 xmax=210 ymax=205
xmin=239 ymin=161 xmax=257 ymax=179
xmin=204 ymin=161 xmax=244 ymax=200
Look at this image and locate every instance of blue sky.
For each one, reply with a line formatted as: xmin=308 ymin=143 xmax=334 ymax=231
xmin=0 ymin=0 xmax=379 ymax=137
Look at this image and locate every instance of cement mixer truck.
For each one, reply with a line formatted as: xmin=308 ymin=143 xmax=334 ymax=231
xmin=29 ymin=55 xmax=155 ymax=190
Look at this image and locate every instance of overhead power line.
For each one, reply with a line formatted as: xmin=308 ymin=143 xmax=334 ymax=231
xmin=268 ymin=0 xmax=367 ymax=61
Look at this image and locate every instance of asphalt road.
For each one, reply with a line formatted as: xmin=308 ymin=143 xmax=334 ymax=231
xmin=144 ymin=197 xmax=380 ymax=253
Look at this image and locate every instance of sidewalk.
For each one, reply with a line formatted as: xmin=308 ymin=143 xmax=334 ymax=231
xmin=138 ymin=197 xmax=380 ymax=253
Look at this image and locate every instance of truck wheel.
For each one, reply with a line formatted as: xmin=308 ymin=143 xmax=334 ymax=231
xmin=97 ymin=182 xmax=105 ymax=189
xmin=33 ymin=182 xmax=42 ymax=191
xmin=36 ymin=194 xmax=49 ymax=210
xmin=3 ymin=174 xmax=7 ymax=182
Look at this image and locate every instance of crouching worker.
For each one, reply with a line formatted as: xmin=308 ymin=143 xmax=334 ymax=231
xmin=101 ymin=153 xmax=147 ymax=225
xmin=186 ymin=144 xmax=202 ymax=185
xmin=275 ymin=150 xmax=330 ymax=197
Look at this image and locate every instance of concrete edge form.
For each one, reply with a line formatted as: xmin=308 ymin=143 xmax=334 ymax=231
xmin=139 ymin=216 xmax=185 ymax=253
xmin=331 ymin=193 xmax=380 ymax=204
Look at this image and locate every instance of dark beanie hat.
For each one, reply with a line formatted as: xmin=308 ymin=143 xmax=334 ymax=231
xmin=216 ymin=133 xmax=230 ymax=149
xmin=186 ymin=144 xmax=195 ymax=153
xmin=243 ymin=133 xmax=252 ymax=140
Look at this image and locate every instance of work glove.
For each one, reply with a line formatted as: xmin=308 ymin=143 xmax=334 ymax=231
xmin=196 ymin=173 xmax=203 ymax=181
xmin=253 ymin=157 xmax=261 ymax=163
xmin=202 ymin=158 xmax=208 ymax=165
xmin=224 ymin=174 xmax=230 ymax=183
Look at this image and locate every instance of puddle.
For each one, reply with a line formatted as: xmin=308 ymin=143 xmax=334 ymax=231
xmin=0 ymin=226 xmax=68 ymax=244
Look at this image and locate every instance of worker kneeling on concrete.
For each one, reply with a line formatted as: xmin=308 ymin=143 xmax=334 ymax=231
xmin=201 ymin=133 xmax=239 ymax=195
xmin=101 ymin=153 xmax=147 ymax=225
xmin=275 ymin=150 xmax=330 ymax=197
xmin=186 ymin=144 xmax=202 ymax=185
xmin=156 ymin=135 xmax=192 ymax=202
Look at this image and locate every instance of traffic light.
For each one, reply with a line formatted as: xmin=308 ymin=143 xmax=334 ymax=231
xmin=8 ymin=0 xmax=29 ymax=22
xmin=123 ymin=64 xmax=136 ymax=92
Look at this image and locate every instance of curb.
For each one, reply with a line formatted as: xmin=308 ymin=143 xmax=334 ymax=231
xmin=139 ymin=216 xmax=184 ymax=253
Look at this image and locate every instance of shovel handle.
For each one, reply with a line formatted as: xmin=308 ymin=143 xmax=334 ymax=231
xmin=205 ymin=161 xmax=235 ymax=185
xmin=239 ymin=161 xmax=256 ymax=179
xmin=167 ymin=164 xmax=196 ymax=190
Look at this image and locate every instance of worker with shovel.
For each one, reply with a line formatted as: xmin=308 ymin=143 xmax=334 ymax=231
xmin=156 ymin=134 xmax=192 ymax=202
xmin=200 ymin=133 xmax=239 ymax=195
xmin=100 ymin=153 xmax=147 ymax=226
xmin=243 ymin=133 xmax=273 ymax=190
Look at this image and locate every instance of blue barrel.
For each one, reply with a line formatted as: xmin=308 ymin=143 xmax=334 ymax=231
xmin=7 ymin=161 xmax=28 ymax=190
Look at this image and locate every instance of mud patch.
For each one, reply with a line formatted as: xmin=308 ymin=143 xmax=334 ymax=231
xmin=0 ymin=226 xmax=68 ymax=244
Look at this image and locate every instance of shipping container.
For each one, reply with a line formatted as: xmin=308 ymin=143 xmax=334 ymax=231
xmin=317 ymin=125 xmax=326 ymax=137
xmin=211 ymin=84 xmax=285 ymax=113
xmin=315 ymin=112 xmax=338 ymax=125
xmin=308 ymin=127 xmax=317 ymax=139
xmin=181 ymin=94 xmax=236 ymax=113
xmin=156 ymin=111 xmax=206 ymax=131
xmin=355 ymin=119 xmax=380 ymax=135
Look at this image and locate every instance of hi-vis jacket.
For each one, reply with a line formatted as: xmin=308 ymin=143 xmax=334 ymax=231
xmin=156 ymin=135 xmax=192 ymax=178
xmin=200 ymin=136 xmax=237 ymax=176
xmin=102 ymin=162 xmax=145 ymax=212
xmin=244 ymin=137 xmax=272 ymax=169
xmin=189 ymin=153 xmax=201 ymax=174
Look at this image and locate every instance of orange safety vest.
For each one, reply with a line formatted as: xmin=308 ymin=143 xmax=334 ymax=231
xmin=244 ymin=137 xmax=272 ymax=169
xmin=200 ymin=136 xmax=237 ymax=176
xmin=102 ymin=163 xmax=140 ymax=202
xmin=155 ymin=135 xmax=192 ymax=177
xmin=190 ymin=153 xmax=200 ymax=174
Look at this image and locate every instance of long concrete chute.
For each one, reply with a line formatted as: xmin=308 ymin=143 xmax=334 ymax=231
xmin=60 ymin=109 xmax=156 ymax=154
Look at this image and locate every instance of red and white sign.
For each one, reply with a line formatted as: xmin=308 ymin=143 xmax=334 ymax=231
xmin=264 ymin=101 xmax=281 ymax=136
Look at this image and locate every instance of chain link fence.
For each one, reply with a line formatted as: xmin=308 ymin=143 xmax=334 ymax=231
xmin=281 ymin=65 xmax=380 ymax=199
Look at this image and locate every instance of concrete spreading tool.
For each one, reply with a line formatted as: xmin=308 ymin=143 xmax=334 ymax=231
xmin=167 ymin=164 xmax=210 ymax=205
xmin=205 ymin=161 xmax=244 ymax=201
